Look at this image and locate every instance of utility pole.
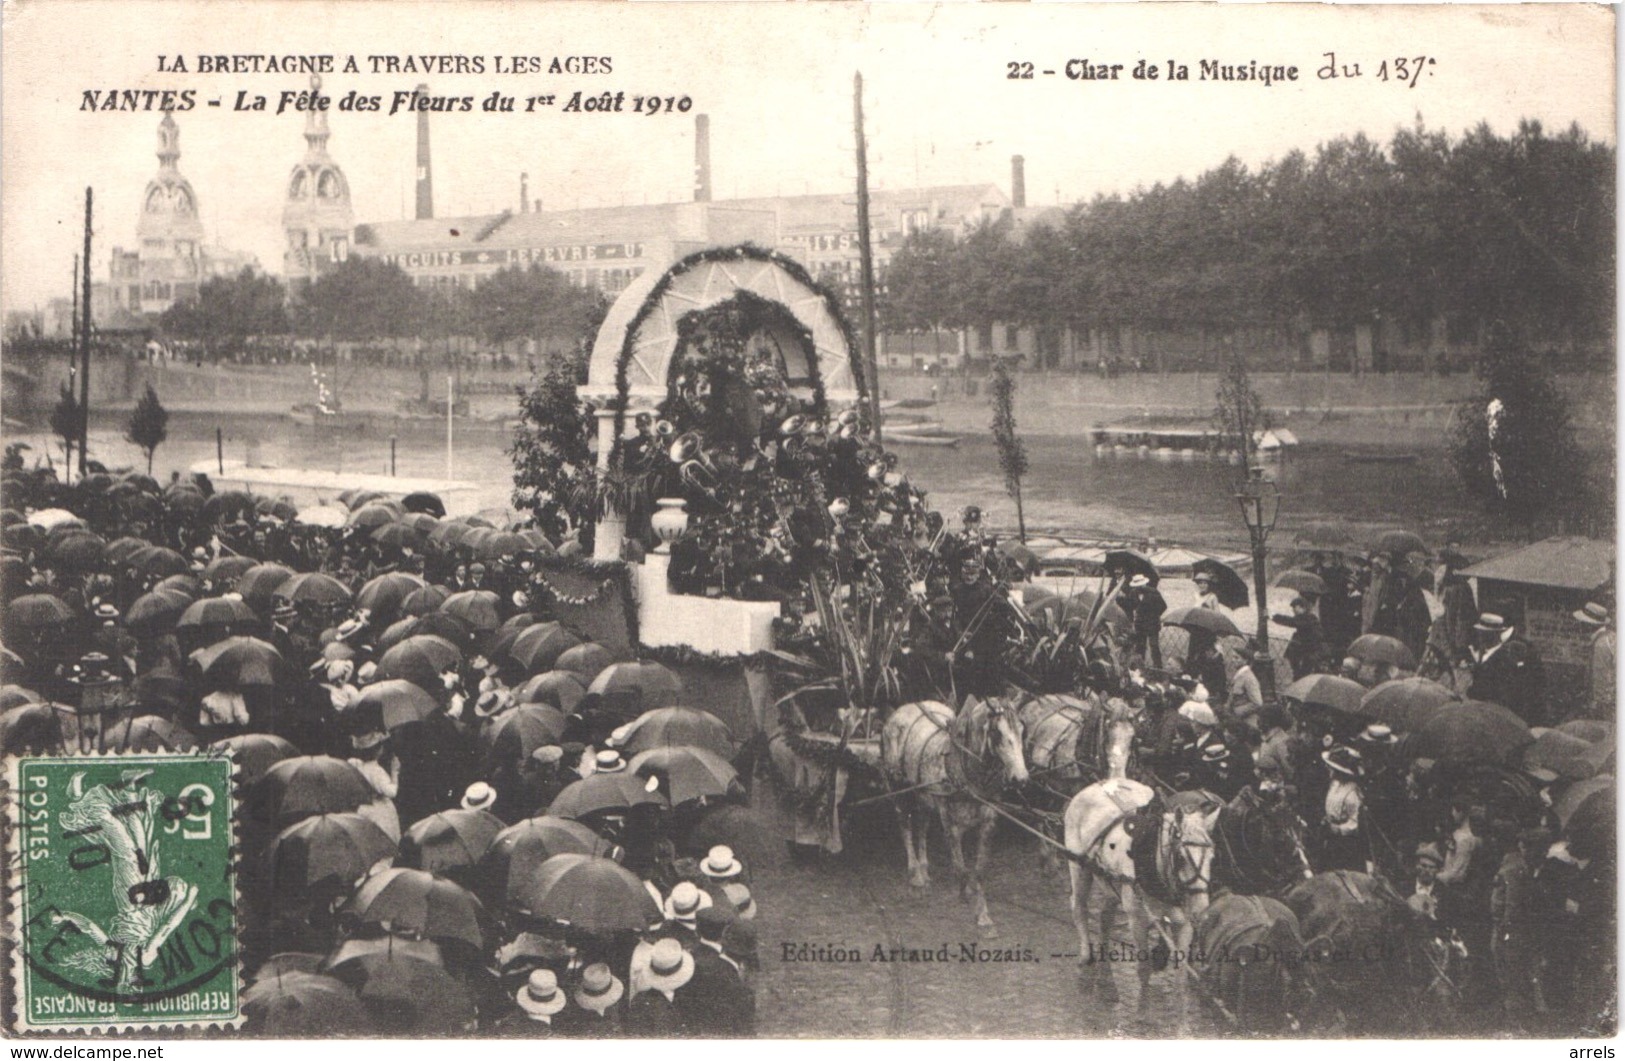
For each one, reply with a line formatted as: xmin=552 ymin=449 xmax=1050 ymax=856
xmin=78 ymin=188 xmax=93 ymax=478
xmin=853 ymin=72 xmax=882 ymax=441
xmin=66 ymin=255 xmax=79 ymax=474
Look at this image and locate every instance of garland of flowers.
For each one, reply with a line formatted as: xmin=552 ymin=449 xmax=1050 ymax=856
xmin=635 ymin=643 xmax=784 ymax=671
xmin=526 ymin=555 xmax=639 ymax=645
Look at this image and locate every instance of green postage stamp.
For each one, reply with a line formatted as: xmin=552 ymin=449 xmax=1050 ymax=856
xmin=8 ymin=753 xmax=241 ymax=1032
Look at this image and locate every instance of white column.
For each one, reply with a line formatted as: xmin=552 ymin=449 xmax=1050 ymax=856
xmin=592 ymin=406 xmax=626 ymax=560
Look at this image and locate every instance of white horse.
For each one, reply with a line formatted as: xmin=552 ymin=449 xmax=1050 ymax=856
xmin=1063 ymin=776 xmax=1217 ymax=1010
xmin=881 ymin=696 xmax=1029 ymax=936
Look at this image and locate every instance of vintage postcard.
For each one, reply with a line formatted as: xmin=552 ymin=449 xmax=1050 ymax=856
xmin=0 ymin=0 xmax=1615 ymax=1043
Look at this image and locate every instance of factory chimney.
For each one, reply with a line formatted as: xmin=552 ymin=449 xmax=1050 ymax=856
xmin=414 ymin=84 xmax=434 ymax=219
xmin=1011 ymin=155 xmax=1026 ymax=209
xmin=520 ymin=173 xmax=529 ymax=213
xmin=694 ymin=114 xmax=712 ymax=202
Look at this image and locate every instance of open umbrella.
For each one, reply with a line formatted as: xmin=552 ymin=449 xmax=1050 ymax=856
xmin=401 ymin=491 xmax=446 ymax=518
xmin=410 ymin=613 xmax=476 ymax=650
xmin=508 ymin=622 xmax=582 ymax=673
xmin=1372 ymin=530 xmax=1428 ymax=560
xmin=324 ymin=935 xmax=444 ymax=974
xmin=555 ymin=643 xmax=615 ymax=683
xmin=0 ymin=702 xmax=68 ymax=755
xmin=210 ymin=733 xmax=300 ymax=786
xmin=342 ymin=868 xmax=486 ymax=952
xmin=428 ymin=521 xmax=476 ymax=550
xmin=191 ymin=636 xmax=283 ymax=687
xmin=0 ymin=685 xmax=40 ymax=710
xmin=629 ymin=745 xmax=743 ymax=806
xmin=103 ymin=715 xmax=197 ymax=752
xmin=243 ymin=971 xmax=369 ymax=1036
xmin=371 ymin=523 xmax=420 ymax=550
xmin=400 ymin=809 xmax=505 ymax=876
xmin=376 ymin=635 xmax=462 ymax=692
xmin=154 ymin=573 xmax=202 ymax=599
xmin=613 ymin=706 xmax=734 ymax=759
xmin=510 ymin=853 xmax=659 ymax=932
xmin=1561 ymin=782 xmax=1614 ymax=861
xmin=1191 ymin=558 xmax=1250 ymax=609
xmin=201 ymin=555 xmax=258 ymax=588
xmin=514 ymin=671 xmax=587 ymax=713
xmin=1406 ymin=701 xmax=1531 ymax=766
xmin=354 ymin=680 xmax=440 ymax=732
xmin=486 ymin=704 xmax=569 ymax=761
xmin=1281 ymin=674 xmax=1367 ymax=716
xmin=202 ymin=490 xmax=257 ymax=525
xmin=131 ymin=545 xmax=191 ymax=578
xmin=1060 ymin=591 xmax=1130 ymax=630
xmin=125 ymin=589 xmax=191 ymax=639
xmin=1103 ymin=549 xmax=1158 ymax=583
xmin=1522 ymin=730 xmax=1604 ymax=782
xmin=347 ymin=504 xmax=400 ymax=532
xmin=1358 ymin=677 xmax=1459 ymax=730
xmin=1347 ymin=634 xmax=1418 ymax=671
xmin=400 ymin=584 xmax=451 ymax=618
xmin=27 ymin=508 xmax=82 ymax=530
xmin=1161 ymin=605 xmax=1244 ymax=639
xmin=356 ymin=573 xmax=429 ymax=625
xmin=330 ymin=953 xmax=476 ymax=1035
xmin=178 ymin=596 xmax=258 ymax=631
xmin=6 ymin=593 xmax=77 ymax=630
xmin=472 ymin=531 xmax=529 ymax=561
xmin=516 ymin=528 xmax=554 ymax=554
xmin=1555 ymin=777 xmax=1613 ymax=829
xmin=268 ymin=813 xmax=397 ymax=893
xmin=256 ymin=497 xmax=300 ymax=524
xmin=255 ymin=756 xmax=376 ymax=829
xmin=547 ymin=771 xmax=660 ymax=821
xmin=440 ymin=590 xmax=502 ymax=634
xmin=400 ymin=512 xmax=441 ymax=536
xmin=296 ymin=505 xmax=348 ymax=529
xmin=481 ymin=817 xmax=622 ymax=909
xmin=586 ymin=661 xmax=683 ymax=717
xmin=47 ymin=532 xmax=105 ymax=573
xmin=279 ymin=572 xmax=353 ymax=607
xmin=104 ymin=536 xmax=152 ymax=566
xmin=1273 ymin=569 xmax=1329 ymax=596
xmin=1557 ymin=720 xmax=1614 ymax=744
xmin=237 ymin=563 xmax=295 ymax=611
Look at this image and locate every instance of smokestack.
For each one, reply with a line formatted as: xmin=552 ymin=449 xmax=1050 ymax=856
xmin=1011 ymin=155 xmax=1026 ymax=209
xmin=415 ymin=84 xmax=434 ymax=220
xmin=694 ymin=114 xmax=712 ymax=202
xmin=520 ymin=173 xmax=529 ymax=213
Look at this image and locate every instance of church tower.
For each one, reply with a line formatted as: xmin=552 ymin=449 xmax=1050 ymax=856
xmin=282 ymin=74 xmax=355 ymax=289
xmin=123 ymin=113 xmax=206 ymax=313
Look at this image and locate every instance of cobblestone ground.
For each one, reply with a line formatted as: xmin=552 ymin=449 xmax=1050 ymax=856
xmin=733 ymin=786 xmax=1223 ymax=1038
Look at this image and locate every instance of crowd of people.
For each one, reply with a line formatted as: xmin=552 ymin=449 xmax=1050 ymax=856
xmin=0 ymin=463 xmax=761 ymax=1037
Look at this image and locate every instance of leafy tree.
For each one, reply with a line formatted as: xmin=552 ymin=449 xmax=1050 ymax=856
xmin=124 ymin=383 xmax=169 ymax=474
xmin=160 ymin=268 xmax=288 ymax=354
xmin=509 ymin=353 xmax=597 ymax=546
xmin=50 ymin=381 xmax=81 ymax=472
xmin=470 ymin=265 xmax=611 ymax=351
xmin=882 ymin=228 xmax=960 ymax=339
xmin=1448 ymin=322 xmax=1590 ymax=528
xmin=294 ymin=258 xmax=421 ymax=341
xmin=1212 ymin=347 xmax=1271 ymax=465
xmin=989 ymin=355 xmax=1028 ymax=540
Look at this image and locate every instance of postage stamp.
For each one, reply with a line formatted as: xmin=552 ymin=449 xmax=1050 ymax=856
xmin=7 ymin=753 xmax=240 ymax=1033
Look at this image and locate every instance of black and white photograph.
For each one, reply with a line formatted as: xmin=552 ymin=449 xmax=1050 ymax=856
xmin=0 ymin=0 xmax=1616 ymax=1044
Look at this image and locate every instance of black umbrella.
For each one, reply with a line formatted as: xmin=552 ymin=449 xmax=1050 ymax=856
xmin=555 ymin=643 xmax=615 ymax=683
xmin=330 ymin=953 xmax=476 ymax=1035
xmin=347 ymin=504 xmax=399 ymax=532
xmin=255 ymin=756 xmax=376 ymax=829
xmin=178 ymin=596 xmax=258 ymax=632
xmin=511 ymin=853 xmax=659 ymax=932
xmin=371 ymin=524 xmax=420 ymax=550
xmin=0 ymin=702 xmax=68 ymax=755
xmin=268 ymin=813 xmax=397 ymax=894
xmin=237 ymin=563 xmax=295 ymax=612
xmin=279 ymin=572 xmax=353 ymax=607
xmin=1358 ymin=677 xmax=1459 ymax=730
xmin=104 ymin=715 xmax=198 ymax=753
xmin=6 ymin=594 xmax=77 ymax=630
xmin=125 ymin=589 xmax=191 ymax=639
xmin=341 ymin=868 xmax=487 ymax=951
xmin=201 ymin=555 xmax=258 ymax=588
xmin=400 ymin=584 xmax=451 ymax=618
xmin=191 ymin=636 xmax=284 ymax=687
xmin=356 ymin=573 xmax=429 ymax=625
xmin=547 ymin=771 xmax=660 ymax=820
xmin=1191 ymin=558 xmax=1249 ymax=609
xmin=400 ymin=809 xmax=505 ymax=876
xmin=1347 ymin=633 xmax=1418 ymax=671
xmin=1406 ymin=701 xmax=1531 ymax=766
xmin=243 ymin=971 xmax=369 ymax=1036
xmin=201 ymin=490 xmax=257 ymax=525
xmin=153 ymin=573 xmax=202 ymax=599
xmin=131 ymin=545 xmax=191 ymax=578
xmin=354 ymin=679 xmax=440 ymax=731
xmin=375 ymin=635 xmax=462 ymax=692
xmin=1563 ymin=782 xmax=1614 ymax=862
xmin=508 ymin=622 xmax=582 ymax=673
xmin=486 ymin=704 xmax=569 ymax=761
xmin=1281 ymin=674 xmax=1366 ymax=716
xmin=614 ymin=706 xmax=734 ymax=759
xmin=629 ymin=745 xmax=743 ymax=806
xmin=1103 ymin=549 xmax=1158 ymax=582
xmin=514 ymin=671 xmax=587 ymax=713
xmin=401 ymin=492 xmax=446 ymax=518
xmin=440 ymin=590 xmax=502 ymax=633
xmin=1161 ymin=605 xmax=1244 ymax=639
xmin=210 ymin=733 xmax=301 ymax=786
xmin=1372 ymin=530 xmax=1428 ymax=560
xmin=47 ymin=531 xmax=106 ymax=574
xmin=480 ymin=816 xmax=622 ymax=909
xmin=103 ymin=536 xmax=151 ymax=566
xmin=1273 ymin=569 xmax=1328 ymax=596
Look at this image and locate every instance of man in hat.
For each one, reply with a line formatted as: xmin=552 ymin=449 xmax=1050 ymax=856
xmin=1467 ymin=613 xmax=1545 ymax=725
xmin=1491 ymin=826 xmax=1550 ymax=1027
xmin=461 ymin=781 xmax=498 ymax=813
xmin=1355 ymin=723 xmax=1410 ymax=881
xmin=1254 ymin=705 xmax=1298 ymax=796
xmin=1273 ymin=595 xmax=1327 ymax=680
xmin=626 ymin=937 xmax=693 ymax=1037
xmin=1123 ymin=573 xmax=1166 ymax=669
xmin=947 ymin=548 xmax=1014 ymax=701
xmin=1572 ymin=601 xmax=1614 ymax=719
xmin=658 ymin=880 xmax=712 ymax=947
xmin=494 ymin=968 xmax=567 ymax=1036
xmin=678 ymin=904 xmax=756 ymax=1037
xmin=556 ymin=962 xmax=624 ymax=1037
xmin=1405 ymin=841 xmax=1446 ymax=920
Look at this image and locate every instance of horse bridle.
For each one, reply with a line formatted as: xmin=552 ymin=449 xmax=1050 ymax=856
xmin=1164 ymin=813 xmax=1214 ymax=895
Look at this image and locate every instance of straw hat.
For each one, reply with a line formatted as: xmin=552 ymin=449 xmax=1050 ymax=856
xmin=721 ymin=881 xmax=757 ymax=921
xmin=633 ymin=938 xmax=694 ymax=997
xmin=516 ymin=968 xmax=566 ymax=1017
xmin=700 ymin=845 xmax=743 ymax=880
xmin=1322 ymin=746 xmax=1364 ymax=778
xmin=1179 ymin=701 xmax=1217 ymax=727
xmin=593 ymin=749 xmax=626 ymax=774
xmin=663 ymin=880 xmax=713 ymax=923
xmin=1358 ymin=723 xmax=1398 ymax=745
xmin=572 ymin=963 xmax=624 ymax=1015
xmin=461 ymin=782 xmax=497 ymax=812
xmin=1413 ymin=842 xmax=1444 ymax=868
xmin=1573 ymin=602 xmax=1610 ymax=626
xmin=1473 ymin=613 xmax=1510 ymax=634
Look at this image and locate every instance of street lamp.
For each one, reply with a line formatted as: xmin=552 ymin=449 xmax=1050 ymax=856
xmin=1236 ymin=465 xmax=1281 ymax=704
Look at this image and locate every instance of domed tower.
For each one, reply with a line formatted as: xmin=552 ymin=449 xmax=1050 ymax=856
xmin=282 ymin=74 xmax=355 ymax=288
xmin=132 ymin=113 xmax=206 ymax=310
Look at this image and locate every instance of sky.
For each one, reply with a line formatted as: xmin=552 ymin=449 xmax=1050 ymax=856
xmin=1 ymin=1 xmax=1614 ymax=314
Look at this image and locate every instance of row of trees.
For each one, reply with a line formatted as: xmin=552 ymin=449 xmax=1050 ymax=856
xmin=158 ymin=258 xmax=608 ymax=354
xmin=884 ymin=119 xmax=1614 ymax=362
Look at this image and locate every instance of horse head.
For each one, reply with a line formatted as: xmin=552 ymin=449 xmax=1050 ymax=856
xmin=1167 ymin=804 xmax=1217 ymax=914
xmin=961 ymin=695 xmax=1029 ymax=786
xmin=1100 ymin=696 xmax=1136 ymax=780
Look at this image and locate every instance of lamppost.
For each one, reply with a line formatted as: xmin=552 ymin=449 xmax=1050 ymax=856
xmin=1236 ymin=465 xmax=1281 ymax=704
